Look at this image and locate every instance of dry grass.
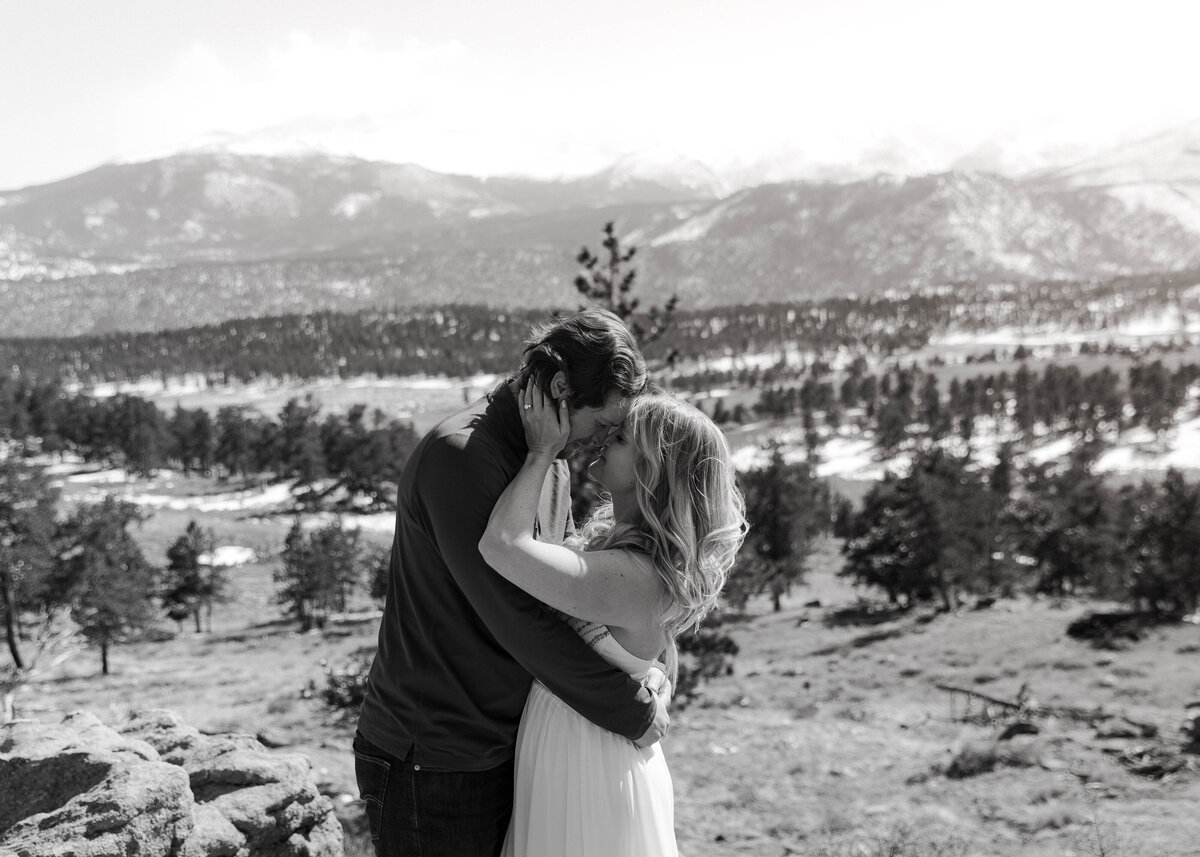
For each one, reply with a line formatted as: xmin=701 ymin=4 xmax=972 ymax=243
xmin=11 ymin=485 xmax=1200 ymax=856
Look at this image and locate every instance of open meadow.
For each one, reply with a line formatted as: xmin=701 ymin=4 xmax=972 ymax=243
xmin=10 ymin=465 xmax=1200 ymax=857
xmin=10 ymin=329 xmax=1200 ymax=855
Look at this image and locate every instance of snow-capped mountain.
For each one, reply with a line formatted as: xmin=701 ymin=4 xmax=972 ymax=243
xmin=716 ymin=135 xmax=955 ymax=189
xmin=0 ymin=147 xmax=731 ymax=267
xmin=1038 ymin=119 xmax=1200 ymax=187
xmin=639 ymin=171 xmax=1200 ymax=303
xmin=0 ymin=150 xmax=528 ymax=263
xmin=3 ymin=128 xmax=1200 ymax=336
xmin=1031 ymin=120 xmax=1200 ymax=232
xmin=577 ymin=152 xmax=730 ymax=200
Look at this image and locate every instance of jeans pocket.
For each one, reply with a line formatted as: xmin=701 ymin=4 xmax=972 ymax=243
xmin=353 ymin=744 xmax=392 ymax=843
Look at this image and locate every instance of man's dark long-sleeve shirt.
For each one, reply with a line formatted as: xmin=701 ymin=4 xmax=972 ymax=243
xmin=356 ymin=384 xmax=655 ymax=771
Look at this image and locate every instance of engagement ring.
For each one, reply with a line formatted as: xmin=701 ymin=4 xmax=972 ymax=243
xmin=524 ymin=404 xmax=533 ymax=409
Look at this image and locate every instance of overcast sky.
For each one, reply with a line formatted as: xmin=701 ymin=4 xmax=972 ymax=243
xmin=2 ymin=0 xmax=1197 ymax=190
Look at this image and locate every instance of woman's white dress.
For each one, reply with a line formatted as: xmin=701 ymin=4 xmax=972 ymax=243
xmin=502 ymin=615 xmax=678 ymax=857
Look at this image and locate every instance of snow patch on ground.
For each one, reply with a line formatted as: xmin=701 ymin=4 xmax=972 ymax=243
xmin=931 ymin=309 xmax=1200 ymax=349
xmin=402 ymin=374 xmax=499 ymax=391
xmin=199 ymin=545 xmax=258 ymax=567
xmin=695 ymin=351 xmax=808 ymax=375
xmin=88 ymin=375 xmax=212 ymax=399
xmin=732 ymin=408 xmax=1200 ymax=482
xmin=731 ymin=429 xmax=894 ymax=481
xmin=1095 ymin=414 xmax=1200 ymax=474
xmin=816 ymin=436 xmax=887 ymax=480
xmin=61 ymin=475 xmax=299 ymax=513
xmin=84 ymin=372 xmax=503 ymax=399
xmin=299 ymin=512 xmax=396 ymax=533
xmin=1024 ymin=436 xmax=1076 ymax=466
xmin=184 ymin=483 xmax=299 ymax=512
xmin=62 ymin=468 xmax=137 ymax=484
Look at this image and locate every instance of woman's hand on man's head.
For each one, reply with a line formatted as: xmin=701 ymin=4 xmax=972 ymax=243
xmin=519 ymin=381 xmax=571 ymax=458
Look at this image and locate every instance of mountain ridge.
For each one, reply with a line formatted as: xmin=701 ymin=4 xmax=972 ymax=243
xmin=2 ymin=129 xmax=1199 ymax=337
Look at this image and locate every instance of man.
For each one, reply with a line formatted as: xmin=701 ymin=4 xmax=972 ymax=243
xmin=354 ymin=309 xmax=670 ymax=856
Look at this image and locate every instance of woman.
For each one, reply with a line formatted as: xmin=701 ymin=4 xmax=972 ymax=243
xmin=479 ymin=382 xmax=747 ymax=856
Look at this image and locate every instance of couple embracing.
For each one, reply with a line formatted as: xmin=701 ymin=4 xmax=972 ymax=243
xmin=354 ymin=309 xmax=747 ymax=856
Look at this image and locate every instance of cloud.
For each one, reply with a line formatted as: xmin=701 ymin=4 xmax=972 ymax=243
xmin=57 ymin=3 xmax=1200 ymax=183
xmin=117 ymin=31 xmax=478 ymax=158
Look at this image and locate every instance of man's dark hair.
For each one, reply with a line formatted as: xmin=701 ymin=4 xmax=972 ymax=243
xmin=520 ymin=309 xmax=647 ymax=409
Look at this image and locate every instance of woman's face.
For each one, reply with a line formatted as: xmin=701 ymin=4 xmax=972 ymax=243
xmin=588 ymin=423 xmax=637 ymax=498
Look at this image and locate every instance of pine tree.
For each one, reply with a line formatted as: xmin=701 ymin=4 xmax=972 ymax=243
xmin=276 ymin=521 xmax=316 ymax=630
xmin=275 ymin=519 xmax=366 ymax=631
xmin=920 ymin=374 xmax=947 ymax=439
xmin=215 ymin=406 xmax=256 ymax=480
xmin=1129 ymin=361 xmax=1182 ymax=435
xmin=109 ymin=396 xmax=168 ymax=476
xmin=842 ymin=474 xmax=936 ymax=607
xmin=842 ymin=449 xmax=1004 ymax=610
xmin=876 ymin=398 xmax=909 ymax=452
xmin=168 ymin=405 xmax=197 ymax=475
xmin=59 ymin=496 xmax=158 ymax=675
xmin=1123 ymin=469 xmax=1200 ymax=616
xmin=1008 ymin=451 xmax=1122 ymax=598
xmin=911 ymin=450 xmax=1000 ymax=610
xmin=277 ymin=397 xmax=326 ymax=489
xmin=728 ymin=446 xmax=827 ymax=611
xmin=0 ymin=460 xmax=61 ymax=669
xmin=162 ymin=520 xmax=227 ymax=632
xmin=1012 ymin=364 xmax=1036 ymax=435
xmin=574 ymin=221 xmax=679 ymax=361
xmin=190 ymin=409 xmax=214 ymax=475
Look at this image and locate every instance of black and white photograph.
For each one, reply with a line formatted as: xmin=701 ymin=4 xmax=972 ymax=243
xmin=1 ymin=1 xmax=1199 ymax=855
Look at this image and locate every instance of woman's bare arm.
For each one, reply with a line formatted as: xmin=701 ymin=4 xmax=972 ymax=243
xmin=480 ymin=448 xmax=659 ymax=628
xmin=479 ymin=383 xmax=660 ymax=630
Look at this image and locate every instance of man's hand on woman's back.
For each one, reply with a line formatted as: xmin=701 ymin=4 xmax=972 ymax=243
xmin=632 ymin=666 xmax=672 ymax=748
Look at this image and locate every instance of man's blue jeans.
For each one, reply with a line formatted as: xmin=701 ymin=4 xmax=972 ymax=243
xmin=353 ymin=731 xmax=514 ymax=857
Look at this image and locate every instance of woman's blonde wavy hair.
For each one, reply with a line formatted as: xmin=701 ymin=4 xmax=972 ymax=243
xmin=572 ymin=394 xmax=747 ymax=685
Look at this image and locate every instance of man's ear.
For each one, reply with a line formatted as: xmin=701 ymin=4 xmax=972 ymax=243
xmin=549 ymin=371 xmax=570 ymax=402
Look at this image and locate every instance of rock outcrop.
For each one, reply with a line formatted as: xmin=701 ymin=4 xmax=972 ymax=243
xmin=0 ymin=709 xmax=343 ymax=857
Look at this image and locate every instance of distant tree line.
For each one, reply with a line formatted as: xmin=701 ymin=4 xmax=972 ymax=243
xmin=842 ymin=448 xmax=1200 ymax=621
xmin=950 ymin=337 xmax=1198 ymax=371
xmin=4 ymin=267 xmax=1194 ymax=387
xmin=0 ymin=298 xmax=933 ymax=386
xmin=929 ymin=268 xmax=1198 ymax=336
xmin=0 ymin=306 xmax=545 ymax=385
xmin=0 ymin=377 xmax=419 ymax=508
xmin=733 ymin=359 xmax=1200 ymax=452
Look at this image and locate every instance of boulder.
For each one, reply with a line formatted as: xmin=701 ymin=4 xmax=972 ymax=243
xmin=0 ymin=711 xmax=193 ymax=857
xmin=0 ymin=709 xmax=343 ymax=857
xmin=121 ymin=710 xmax=344 ymax=856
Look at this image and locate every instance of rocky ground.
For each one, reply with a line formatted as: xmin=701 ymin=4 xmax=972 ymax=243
xmin=0 ymin=709 xmax=342 ymax=856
